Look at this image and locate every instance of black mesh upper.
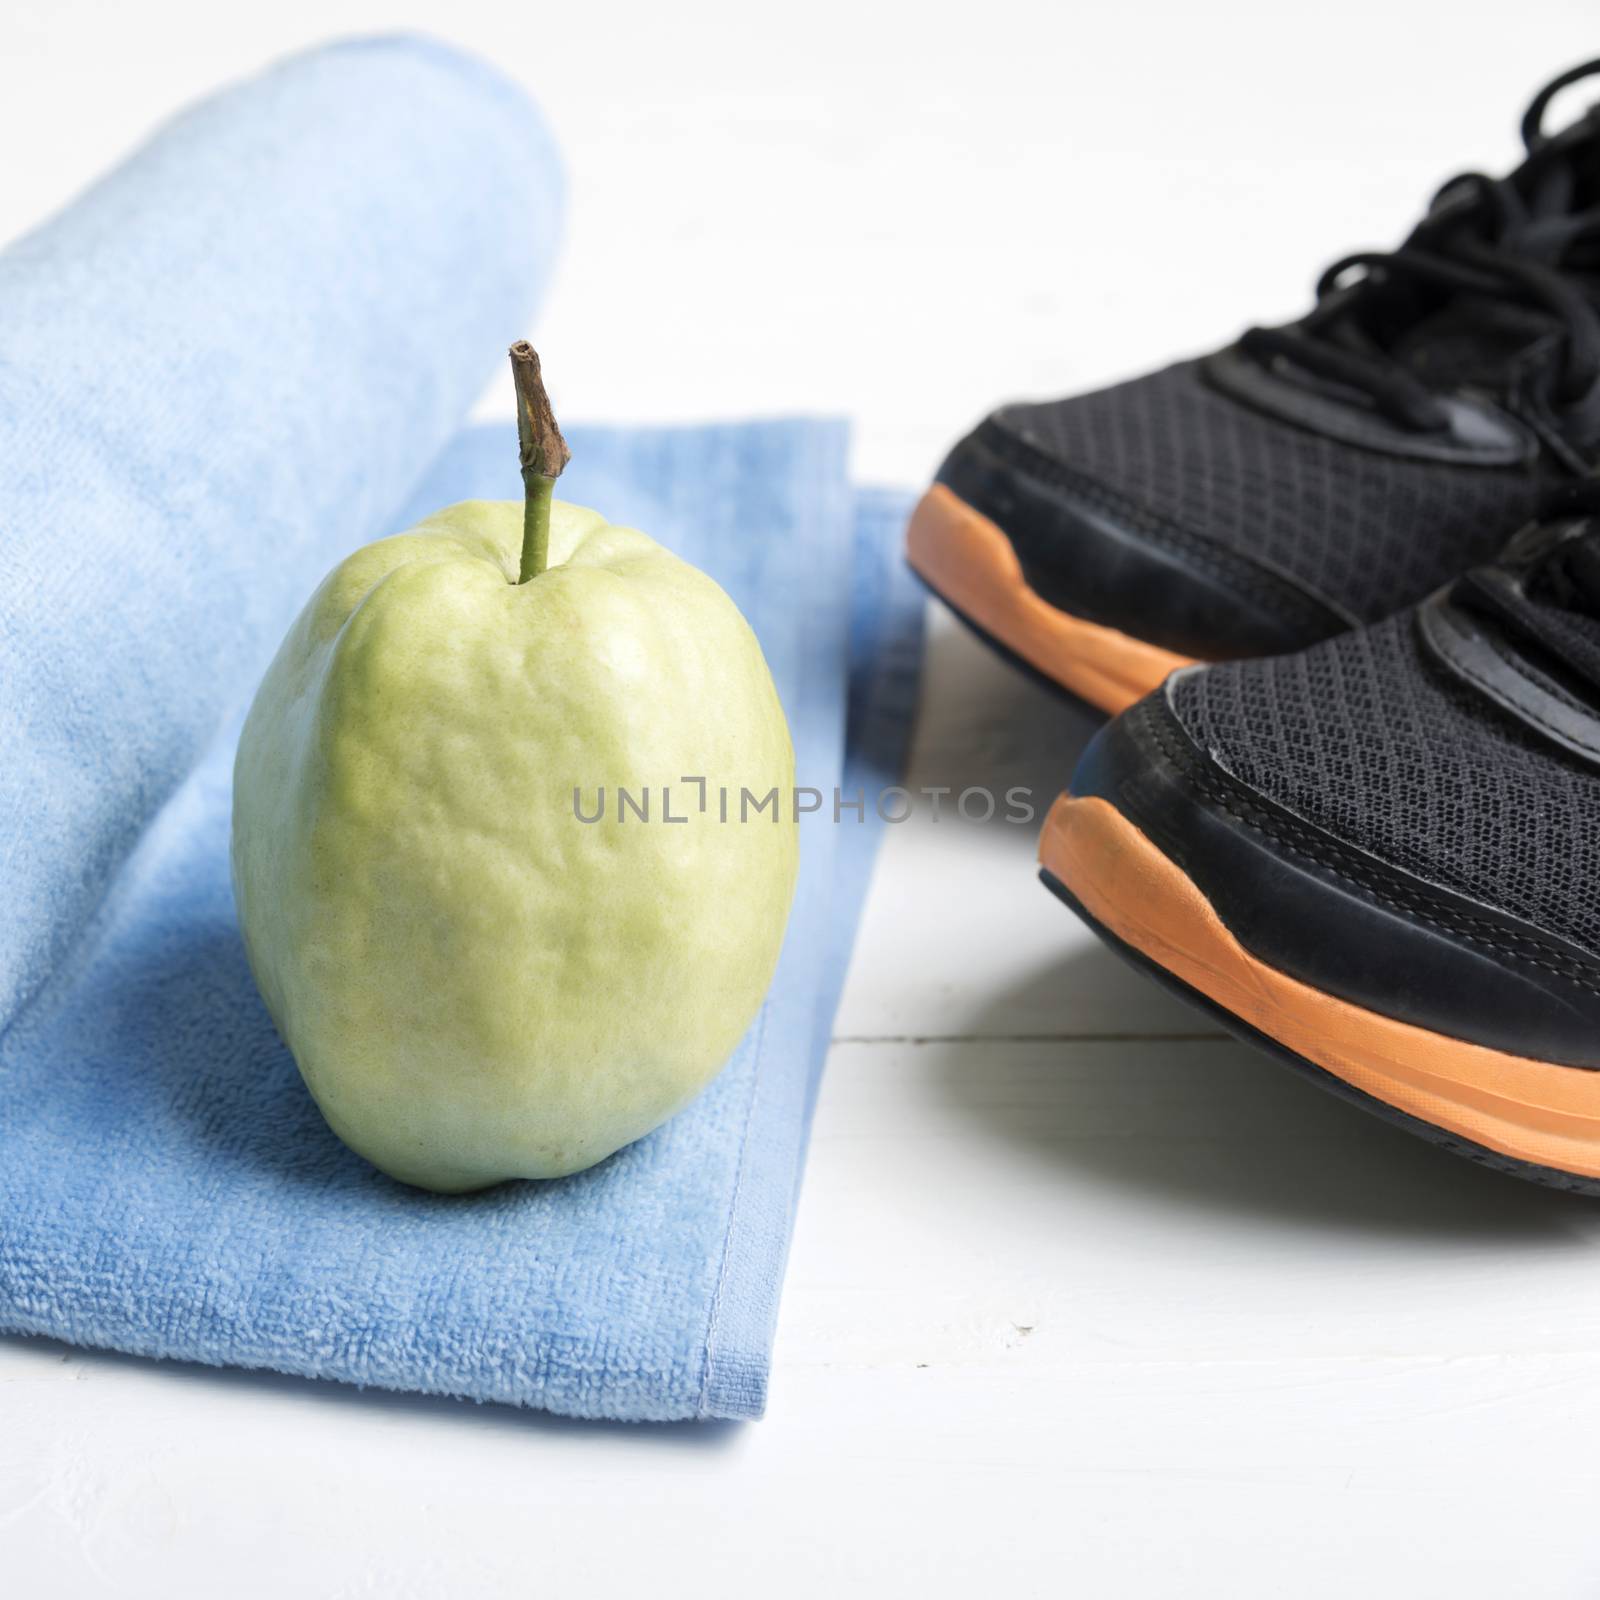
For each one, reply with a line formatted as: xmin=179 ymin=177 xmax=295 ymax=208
xmin=1167 ymin=612 xmax=1600 ymax=958
xmin=999 ymin=362 xmax=1548 ymax=624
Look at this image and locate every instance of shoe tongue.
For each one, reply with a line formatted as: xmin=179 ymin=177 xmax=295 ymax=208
xmin=1385 ymin=295 xmax=1557 ymax=390
xmin=1458 ymin=524 xmax=1600 ymax=696
xmin=1380 ymin=119 xmax=1600 ymax=391
xmin=1516 ymin=575 xmax=1600 ymax=693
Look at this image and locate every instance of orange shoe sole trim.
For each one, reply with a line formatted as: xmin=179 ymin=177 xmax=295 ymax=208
xmin=905 ymin=484 xmax=1194 ymax=716
xmin=1039 ymin=792 xmax=1600 ymax=1180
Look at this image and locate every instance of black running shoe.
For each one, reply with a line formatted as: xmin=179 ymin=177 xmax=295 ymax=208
xmin=1040 ymin=479 xmax=1600 ymax=1192
xmin=909 ymin=60 xmax=1600 ymax=715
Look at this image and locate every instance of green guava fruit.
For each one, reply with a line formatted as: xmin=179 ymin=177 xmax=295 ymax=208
xmin=230 ymin=346 xmax=797 ymax=1191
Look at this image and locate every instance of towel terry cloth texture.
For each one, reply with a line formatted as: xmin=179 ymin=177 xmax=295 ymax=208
xmin=0 ymin=37 xmax=924 ymax=1421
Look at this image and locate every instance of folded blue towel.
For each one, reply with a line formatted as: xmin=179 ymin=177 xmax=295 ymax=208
xmin=0 ymin=41 xmax=923 ymax=1421
xmin=0 ymin=35 xmax=562 ymax=1036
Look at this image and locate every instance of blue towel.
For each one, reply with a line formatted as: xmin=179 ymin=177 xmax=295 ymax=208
xmin=0 ymin=35 xmax=562 ymax=1037
xmin=0 ymin=41 xmax=924 ymax=1421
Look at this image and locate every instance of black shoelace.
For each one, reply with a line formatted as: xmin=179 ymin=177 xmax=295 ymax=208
xmin=1456 ymin=479 xmax=1600 ymax=690
xmin=1242 ymin=60 xmax=1600 ymax=459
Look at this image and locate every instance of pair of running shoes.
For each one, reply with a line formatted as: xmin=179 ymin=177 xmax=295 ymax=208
xmin=907 ymin=60 xmax=1600 ymax=1192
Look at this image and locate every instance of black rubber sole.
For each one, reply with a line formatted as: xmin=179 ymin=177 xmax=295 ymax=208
xmin=1039 ymin=865 xmax=1600 ymax=1198
xmin=906 ymin=561 xmax=1109 ymax=726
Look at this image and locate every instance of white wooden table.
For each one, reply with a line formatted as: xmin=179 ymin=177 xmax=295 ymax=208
xmin=7 ymin=4 xmax=1600 ymax=1592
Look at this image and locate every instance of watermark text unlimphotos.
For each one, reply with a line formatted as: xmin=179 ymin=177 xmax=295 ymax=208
xmin=573 ymin=779 xmax=1036 ymax=825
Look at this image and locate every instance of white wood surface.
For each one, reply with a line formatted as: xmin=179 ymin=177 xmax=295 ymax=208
xmin=6 ymin=3 xmax=1600 ymax=1594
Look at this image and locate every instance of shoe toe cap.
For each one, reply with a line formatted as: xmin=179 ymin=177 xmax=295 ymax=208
xmin=1059 ymin=677 xmax=1600 ymax=1068
xmin=939 ymin=401 xmax=1348 ymax=660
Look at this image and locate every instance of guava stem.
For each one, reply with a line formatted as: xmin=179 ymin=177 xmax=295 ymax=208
xmin=509 ymin=341 xmax=570 ymax=584
xmin=519 ymin=474 xmax=554 ymax=584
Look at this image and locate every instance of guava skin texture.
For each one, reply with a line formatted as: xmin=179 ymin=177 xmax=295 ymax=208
xmin=231 ymin=499 xmax=798 ymax=1193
